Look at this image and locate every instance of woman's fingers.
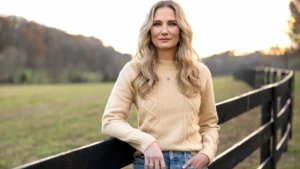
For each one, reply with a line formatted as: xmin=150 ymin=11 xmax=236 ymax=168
xmin=154 ymin=157 xmax=160 ymax=169
xmin=144 ymin=157 xmax=149 ymax=169
xmin=182 ymin=153 xmax=209 ymax=169
xmin=159 ymin=156 xmax=166 ymax=169
xmin=145 ymin=156 xmax=165 ymax=169
xmin=143 ymin=142 xmax=167 ymax=169
xmin=182 ymin=158 xmax=192 ymax=169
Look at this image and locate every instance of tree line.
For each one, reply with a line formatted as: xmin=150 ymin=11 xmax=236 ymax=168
xmin=0 ymin=15 xmax=130 ymax=83
xmin=202 ymin=51 xmax=300 ymax=77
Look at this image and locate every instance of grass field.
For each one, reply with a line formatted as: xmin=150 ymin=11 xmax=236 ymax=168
xmin=0 ymin=72 xmax=299 ymax=169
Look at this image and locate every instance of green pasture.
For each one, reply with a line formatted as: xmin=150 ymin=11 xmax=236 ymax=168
xmin=0 ymin=72 xmax=299 ymax=169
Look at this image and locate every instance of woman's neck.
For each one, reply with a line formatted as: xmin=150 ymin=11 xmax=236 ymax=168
xmin=156 ymin=49 xmax=176 ymax=60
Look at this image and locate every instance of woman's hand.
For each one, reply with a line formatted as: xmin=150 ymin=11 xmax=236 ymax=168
xmin=143 ymin=142 xmax=166 ymax=169
xmin=182 ymin=153 xmax=209 ymax=169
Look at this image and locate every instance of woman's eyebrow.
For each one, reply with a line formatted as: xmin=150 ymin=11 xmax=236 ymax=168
xmin=153 ymin=19 xmax=177 ymax=22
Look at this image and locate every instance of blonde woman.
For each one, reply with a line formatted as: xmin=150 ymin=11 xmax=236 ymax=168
xmin=101 ymin=1 xmax=219 ymax=168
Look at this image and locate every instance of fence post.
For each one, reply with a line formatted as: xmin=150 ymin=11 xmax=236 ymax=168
xmin=289 ymin=73 xmax=295 ymax=139
xmin=279 ymin=71 xmax=288 ymax=138
xmin=271 ymin=86 xmax=278 ymax=169
xmin=260 ymin=100 xmax=272 ymax=164
xmin=260 ymin=68 xmax=272 ymax=165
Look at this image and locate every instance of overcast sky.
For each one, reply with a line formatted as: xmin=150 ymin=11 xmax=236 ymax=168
xmin=0 ymin=0 xmax=292 ymax=57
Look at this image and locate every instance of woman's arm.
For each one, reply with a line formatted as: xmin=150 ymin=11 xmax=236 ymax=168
xmin=101 ymin=62 xmax=156 ymax=152
xmin=198 ymin=64 xmax=220 ymax=165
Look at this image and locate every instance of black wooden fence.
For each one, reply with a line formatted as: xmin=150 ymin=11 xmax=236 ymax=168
xmin=14 ymin=67 xmax=295 ymax=169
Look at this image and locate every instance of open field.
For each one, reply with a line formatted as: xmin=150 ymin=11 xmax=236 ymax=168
xmin=0 ymin=72 xmax=299 ymax=169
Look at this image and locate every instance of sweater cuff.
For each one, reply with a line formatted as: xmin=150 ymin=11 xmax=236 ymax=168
xmin=129 ymin=130 xmax=156 ymax=153
xmin=139 ymin=134 xmax=156 ymax=152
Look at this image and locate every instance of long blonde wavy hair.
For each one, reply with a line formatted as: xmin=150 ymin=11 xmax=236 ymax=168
xmin=132 ymin=0 xmax=202 ymax=99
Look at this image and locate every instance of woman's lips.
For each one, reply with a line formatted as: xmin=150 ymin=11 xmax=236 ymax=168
xmin=159 ymin=38 xmax=170 ymax=42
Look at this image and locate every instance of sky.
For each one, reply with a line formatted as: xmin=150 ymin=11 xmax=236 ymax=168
xmin=0 ymin=0 xmax=292 ymax=57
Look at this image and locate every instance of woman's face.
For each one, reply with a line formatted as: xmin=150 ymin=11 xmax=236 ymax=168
xmin=150 ymin=7 xmax=180 ymax=52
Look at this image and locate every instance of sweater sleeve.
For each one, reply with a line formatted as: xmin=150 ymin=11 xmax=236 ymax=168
xmin=198 ymin=64 xmax=220 ymax=165
xmin=101 ymin=62 xmax=156 ymax=153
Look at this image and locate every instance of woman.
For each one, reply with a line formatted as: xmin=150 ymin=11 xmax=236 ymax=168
xmin=101 ymin=1 xmax=219 ymax=169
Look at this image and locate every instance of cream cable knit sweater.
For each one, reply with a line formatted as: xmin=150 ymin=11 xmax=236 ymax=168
xmin=101 ymin=59 xmax=219 ymax=164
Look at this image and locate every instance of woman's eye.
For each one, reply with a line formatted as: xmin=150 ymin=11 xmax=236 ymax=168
xmin=153 ymin=22 xmax=161 ymax=26
xmin=169 ymin=22 xmax=177 ymax=26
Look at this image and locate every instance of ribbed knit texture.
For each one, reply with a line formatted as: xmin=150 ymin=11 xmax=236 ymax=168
xmin=101 ymin=59 xmax=219 ymax=164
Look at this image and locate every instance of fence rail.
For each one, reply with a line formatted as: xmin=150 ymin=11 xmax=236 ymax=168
xmin=14 ymin=67 xmax=295 ymax=169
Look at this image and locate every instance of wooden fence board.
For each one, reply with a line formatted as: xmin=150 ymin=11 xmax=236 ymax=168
xmin=210 ymin=121 xmax=272 ymax=169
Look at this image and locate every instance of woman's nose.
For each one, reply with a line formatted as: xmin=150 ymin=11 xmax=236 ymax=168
xmin=161 ymin=26 xmax=168 ymax=35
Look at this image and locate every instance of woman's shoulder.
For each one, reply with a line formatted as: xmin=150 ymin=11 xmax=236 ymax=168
xmin=196 ymin=61 xmax=212 ymax=77
xmin=120 ymin=60 xmax=139 ymax=75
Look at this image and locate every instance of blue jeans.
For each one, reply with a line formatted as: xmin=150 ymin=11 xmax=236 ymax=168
xmin=133 ymin=151 xmax=208 ymax=169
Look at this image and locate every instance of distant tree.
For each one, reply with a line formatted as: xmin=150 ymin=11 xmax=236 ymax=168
xmin=289 ymin=0 xmax=300 ymax=53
